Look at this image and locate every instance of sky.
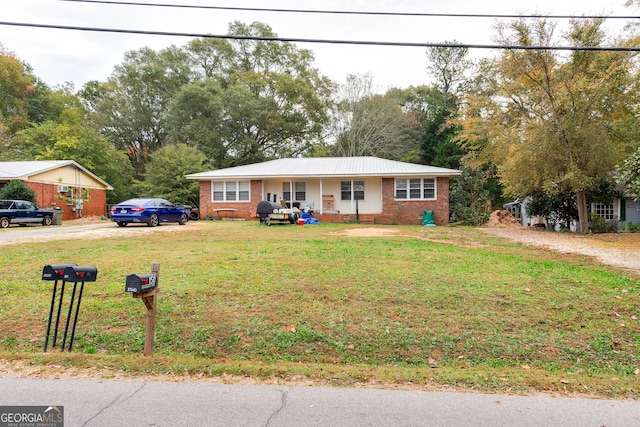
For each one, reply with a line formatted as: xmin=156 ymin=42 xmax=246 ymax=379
xmin=0 ymin=0 xmax=637 ymax=92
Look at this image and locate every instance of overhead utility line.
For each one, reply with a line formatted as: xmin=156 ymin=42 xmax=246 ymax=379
xmin=1 ymin=21 xmax=638 ymax=52
xmin=58 ymin=0 xmax=640 ymax=20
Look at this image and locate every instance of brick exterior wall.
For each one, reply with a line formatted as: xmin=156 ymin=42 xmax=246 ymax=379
xmin=197 ymin=177 xmax=451 ymax=225
xmin=24 ymin=182 xmax=108 ymax=221
xmin=198 ymin=180 xmax=263 ymax=220
xmin=376 ymin=177 xmax=451 ymax=225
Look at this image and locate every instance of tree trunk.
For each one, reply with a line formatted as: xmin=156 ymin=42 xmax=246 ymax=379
xmin=576 ymin=190 xmax=589 ymax=233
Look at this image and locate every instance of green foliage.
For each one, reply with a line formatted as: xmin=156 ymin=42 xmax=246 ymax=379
xmin=616 ymin=147 xmax=640 ymax=201
xmin=133 ymin=143 xmax=208 ymax=206
xmin=449 ymin=167 xmax=493 ymax=225
xmin=525 ymin=191 xmax=578 ymax=231
xmin=0 ymin=45 xmax=34 ymax=137
xmin=0 ymin=180 xmax=36 ymax=202
xmin=459 ymin=19 xmax=639 ymax=232
xmin=81 ymin=46 xmax=194 ymax=180
xmin=626 ymin=222 xmax=640 ymax=232
xmin=588 ymin=213 xmax=620 ymax=234
xmin=166 ymin=80 xmax=227 ymax=166
xmin=9 ymin=85 xmax=134 ymax=204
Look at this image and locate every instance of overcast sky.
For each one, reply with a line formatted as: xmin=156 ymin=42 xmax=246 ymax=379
xmin=1 ymin=0 xmax=636 ymax=92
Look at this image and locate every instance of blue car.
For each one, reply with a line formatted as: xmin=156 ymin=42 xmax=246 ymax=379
xmin=110 ymin=198 xmax=188 ymax=227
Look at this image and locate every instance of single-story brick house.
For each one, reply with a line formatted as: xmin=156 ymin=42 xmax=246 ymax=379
xmin=0 ymin=160 xmax=112 ymax=220
xmin=186 ymin=157 xmax=461 ymax=225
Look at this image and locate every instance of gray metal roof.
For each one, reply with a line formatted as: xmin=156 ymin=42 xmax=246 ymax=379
xmin=0 ymin=160 xmax=113 ymax=189
xmin=186 ymin=157 xmax=462 ymax=180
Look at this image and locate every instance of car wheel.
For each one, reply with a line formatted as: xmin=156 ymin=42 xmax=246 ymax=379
xmin=0 ymin=217 xmax=9 ymax=228
xmin=179 ymin=213 xmax=188 ymax=225
xmin=43 ymin=215 xmax=52 ymax=226
xmin=148 ymin=214 xmax=159 ymax=227
xmin=188 ymin=210 xmax=200 ymax=220
xmin=117 ymin=221 xmax=128 ymax=227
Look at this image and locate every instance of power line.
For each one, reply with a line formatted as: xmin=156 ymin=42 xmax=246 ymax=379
xmin=1 ymin=21 xmax=639 ymax=52
xmin=57 ymin=0 xmax=640 ymax=20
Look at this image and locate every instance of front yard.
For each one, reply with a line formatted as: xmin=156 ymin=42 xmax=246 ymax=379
xmin=0 ymin=221 xmax=638 ymax=398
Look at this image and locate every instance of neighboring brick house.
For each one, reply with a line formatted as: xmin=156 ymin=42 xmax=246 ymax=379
xmin=0 ymin=160 xmax=112 ymax=221
xmin=186 ymin=157 xmax=461 ymax=225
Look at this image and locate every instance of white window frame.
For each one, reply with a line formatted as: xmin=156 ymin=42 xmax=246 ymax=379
xmin=395 ymin=178 xmax=436 ymax=200
xmin=212 ymin=180 xmax=250 ymax=202
xmin=591 ymin=202 xmax=616 ymax=220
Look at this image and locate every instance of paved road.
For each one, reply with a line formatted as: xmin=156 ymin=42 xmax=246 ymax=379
xmin=1 ymin=377 xmax=639 ymax=427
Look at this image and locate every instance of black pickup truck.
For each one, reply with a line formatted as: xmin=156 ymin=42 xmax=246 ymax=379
xmin=0 ymin=200 xmax=55 ymax=228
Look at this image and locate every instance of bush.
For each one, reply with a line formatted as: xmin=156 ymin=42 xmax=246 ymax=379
xmin=0 ymin=180 xmax=37 ymax=203
xmin=588 ymin=213 xmax=620 ymax=233
xmin=626 ymin=222 xmax=640 ymax=233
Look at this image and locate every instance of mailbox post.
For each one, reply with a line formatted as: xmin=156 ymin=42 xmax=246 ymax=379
xmin=61 ymin=266 xmax=98 ymax=351
xmin=41 ymin=264 xmax=96 ymax=352
xmin=41 ymin=264 xmax=77 ymax=351
xmin=125 ymin=262 xmax=160 ymax=356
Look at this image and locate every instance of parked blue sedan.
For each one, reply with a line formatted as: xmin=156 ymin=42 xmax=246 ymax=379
xmin=109 ymin=198 xmax=188 ymax=227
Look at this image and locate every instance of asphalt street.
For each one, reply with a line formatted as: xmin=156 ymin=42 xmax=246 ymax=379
xmin=1 ymin=377 xmax=639 ymax=427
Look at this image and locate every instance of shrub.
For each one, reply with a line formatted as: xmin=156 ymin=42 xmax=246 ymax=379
xmin=588 ymin=213 xmax=619 ymax=233
xmin=0 ymin=180 xmax=37 ymax=203
xmin=626 ymin=222 xmax=640 ymax=233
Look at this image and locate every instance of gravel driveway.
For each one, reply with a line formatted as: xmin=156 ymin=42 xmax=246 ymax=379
xmin=479 ymin=227 xmax=640 ymax=275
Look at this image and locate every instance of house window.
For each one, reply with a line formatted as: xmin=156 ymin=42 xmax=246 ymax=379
xmin=395 ymin=178 xmax=436 ymax=200
xmin=212 ymin=181 xmax=250 ymax=201
xmin=283 ymin=182 xmax=306 ymax=202
xmin=341 ymin=180 xmax=365 ymax=201
xmin=592 ymin=202 xmax=615 ymax=220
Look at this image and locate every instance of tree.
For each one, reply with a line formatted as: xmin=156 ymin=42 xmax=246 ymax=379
xmin=425 ymin=42 xmax=472 ymax=108
xmin=329 ymin=74 xmax=412 ymax=158
xmin=459 ymin=18 xmax=639 ymax=232
xmin=81 ymin=46 xmax=193 ymax=179
xmin=0 ymin=180 xmax=36 ymax=203
xmin=9 ymin=85 xmax=134 ymax=203
xmin=133 ymin=144 xmax=208 ymax=206
xmin=213 ymin=21 xmax=332 ymax=163
xmin=0 ymin=45 xmax=34 ymax=143
xmin=166 ymin=79 xmax=227 ymax=166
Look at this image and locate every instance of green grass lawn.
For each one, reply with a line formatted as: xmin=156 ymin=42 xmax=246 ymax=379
xmin=0 ymin=221 xmax=638 ymax=397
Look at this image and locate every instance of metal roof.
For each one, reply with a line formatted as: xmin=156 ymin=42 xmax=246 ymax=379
xmin=0 ymin=160 xmax=113 ymax=190
xmin=186 ymin=157 xmax=462 ymax=180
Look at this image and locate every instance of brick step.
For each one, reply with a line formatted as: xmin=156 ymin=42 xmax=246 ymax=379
xmin=358 ymin=215 xmax=375 ymax=224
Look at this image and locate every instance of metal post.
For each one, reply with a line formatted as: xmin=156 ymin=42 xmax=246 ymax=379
xmin=44 ymin=280 xmax=58 ymax=352
xmin=67 ymin=282 xmax=85 ymax=351
xmin=61 ymin=282 xmax=78 ymax=351
xmin=52 ymin=281 xmax=66 ymax=348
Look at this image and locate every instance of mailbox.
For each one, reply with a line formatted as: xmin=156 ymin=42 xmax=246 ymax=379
xmin=63 ymin=266 xmax=98 ymax=282
xmin=42 ymin=264 xmax=77 ymax=281
xmin=125 ymin=273 xmax=157 ymax=294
